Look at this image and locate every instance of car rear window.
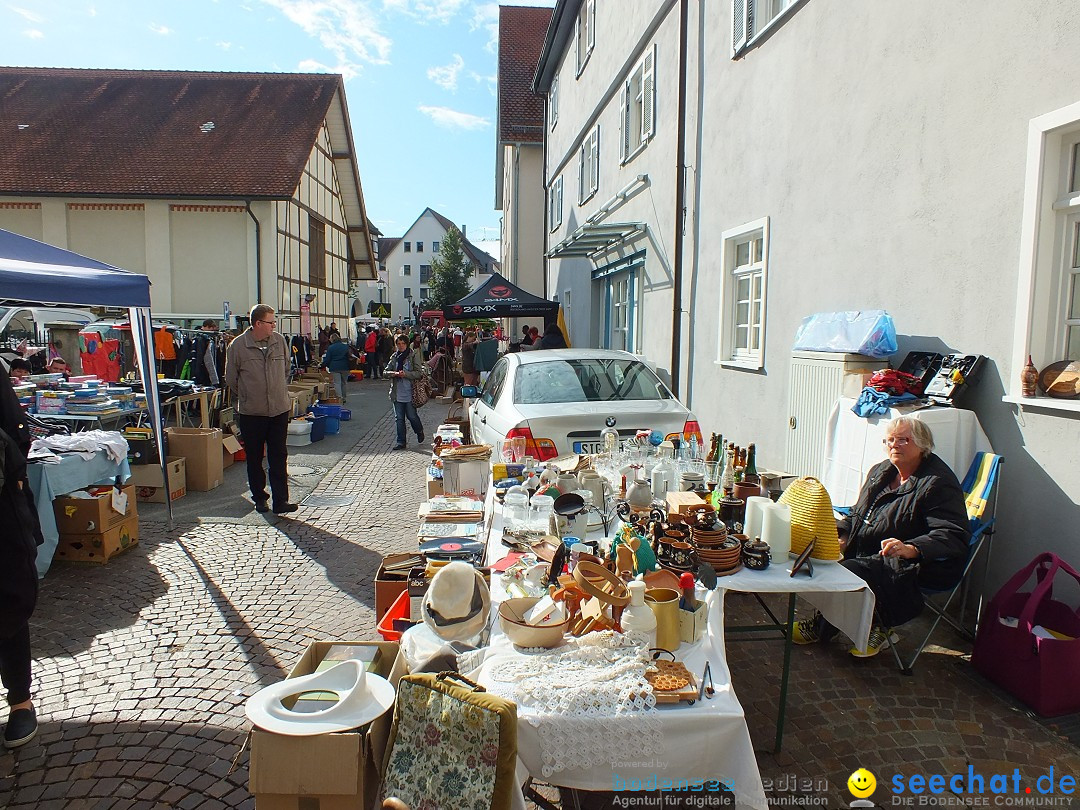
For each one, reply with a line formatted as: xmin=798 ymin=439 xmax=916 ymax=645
xmin=514 ymin=359 xmax=672 ymax=404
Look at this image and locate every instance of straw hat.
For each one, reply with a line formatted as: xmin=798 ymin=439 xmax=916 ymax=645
xmin=778 ymin=476 xmax=841 ymax=561
xmin=245 ymin=660 xmax=395 ymax=736
xmin=422 ymin=561 xmax=491 ymax=642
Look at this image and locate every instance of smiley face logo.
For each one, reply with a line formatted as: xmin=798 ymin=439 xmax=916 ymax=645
xmin=848 ymin=768 xmax=876 ymax=799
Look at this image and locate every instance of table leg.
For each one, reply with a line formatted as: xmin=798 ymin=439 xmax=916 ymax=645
xmin=774 ymin=593 xmax=796 ymax=754
xmin=199 ymin=392 xmax=209 ymax=428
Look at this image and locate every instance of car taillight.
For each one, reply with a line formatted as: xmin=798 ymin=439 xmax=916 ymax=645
xmin=683 ymin=419 xmax=703 ymax=446
xmin=505 ymin=426 xmax=560 ymax=462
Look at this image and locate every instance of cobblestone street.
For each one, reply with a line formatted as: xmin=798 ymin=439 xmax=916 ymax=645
xmin=2 ymin=392 xmax=1078 ymax=809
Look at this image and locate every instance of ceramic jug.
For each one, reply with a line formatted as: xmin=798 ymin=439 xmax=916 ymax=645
xmin=578 ymin=471 xmax=610 ymax=511
xmin=557 ymin=472 xmax=580 ymax=494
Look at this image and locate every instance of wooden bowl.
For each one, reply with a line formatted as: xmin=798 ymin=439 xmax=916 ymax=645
xmin=498 ymin=598 xmax=570 ymax=648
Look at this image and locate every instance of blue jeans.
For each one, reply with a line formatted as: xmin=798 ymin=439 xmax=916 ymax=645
xmin=393 ymin=400 xmax=424 ymax=445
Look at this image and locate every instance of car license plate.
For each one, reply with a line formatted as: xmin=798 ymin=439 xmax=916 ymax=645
xmin=573 ymin=441 xmax=604 ymax=454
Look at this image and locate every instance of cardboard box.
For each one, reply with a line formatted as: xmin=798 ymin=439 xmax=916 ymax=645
xmin=679 ymin=598 xmax=708 ymax=644
xmin=55 ymin=515 xmax=138 ymax=563
xmin=376 ymin=553 xmax=424 ymax=621
xmin=666 ymin=490 xmax=707 ymax=515
xmin=841 ymin=370 xmax=878 ymax=399
xmin=426 ymin=473 xmax=443 ymax=499
xmin=53 ymin=484 xmax=137 ymax=535
xmin=222 ymin=434 xmax=243 ymax=470
xmin=129 ymin=456 xmax=187 ymax=503
xmin=440 ymin=458 xmax=489 ymax=499
xmin=216 ymin=406 xmax=235 ymax=430
xmin=166 ymin=427 xmax=224 ymax=491
xmin=249 ymin=640 xmax=398 ymax=810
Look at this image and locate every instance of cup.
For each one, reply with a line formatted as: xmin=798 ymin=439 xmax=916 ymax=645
xmin=645 ymin=587 xmax=681 ymax=651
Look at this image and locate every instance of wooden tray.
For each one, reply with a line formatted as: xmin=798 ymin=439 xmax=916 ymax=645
xmin=646 ymin=660 xmax=700 ymax=705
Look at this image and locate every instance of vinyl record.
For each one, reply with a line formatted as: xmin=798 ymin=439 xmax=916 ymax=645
xmin=419 ymin=537 xmax=485 ymax=559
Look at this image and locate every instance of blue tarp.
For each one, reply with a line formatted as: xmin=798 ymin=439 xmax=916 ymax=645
xmin=0 ymin=228 xmax=151 ymax=307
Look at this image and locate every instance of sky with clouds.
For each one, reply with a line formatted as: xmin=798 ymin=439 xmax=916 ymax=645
xmin=0 ymin=0 xmax=556 ymax=243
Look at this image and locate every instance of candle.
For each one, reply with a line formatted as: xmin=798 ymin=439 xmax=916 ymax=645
xmin=743 ymin=496 xmax=771 ymax=544
xmin=760 ymin=502 xmax=791 ymax=559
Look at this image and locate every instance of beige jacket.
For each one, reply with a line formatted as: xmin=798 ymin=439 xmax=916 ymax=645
xmin=224 ymin=329 xmax=292 ymax=417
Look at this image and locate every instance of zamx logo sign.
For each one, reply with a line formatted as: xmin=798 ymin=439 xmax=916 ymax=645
xmin=489 ymin=285 xmax=514 ymax=299
xmin=461 ymin=304 xmax=498 ymax=314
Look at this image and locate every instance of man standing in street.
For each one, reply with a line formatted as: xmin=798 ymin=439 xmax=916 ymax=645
xmin=225 ymin=304 xmax=298 ymax=515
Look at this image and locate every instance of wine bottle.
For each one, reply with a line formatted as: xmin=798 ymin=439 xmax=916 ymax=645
xmin=744 ymin=443 xmax=760 ymax=484
xmin=720 ymin=445 xmax=736 ymax=496
xmin=706 ymin=433 xmax=719 ymax=463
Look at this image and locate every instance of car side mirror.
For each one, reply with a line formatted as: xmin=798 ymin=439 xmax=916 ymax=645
xmin=460 ymin=385 xmax=479 ymax=398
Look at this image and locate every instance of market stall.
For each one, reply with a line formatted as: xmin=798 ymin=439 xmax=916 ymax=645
xmin=442 ymin=272 xmax=560 ymax=326
xmin=0 ymin=228 xmax=172 ymax=523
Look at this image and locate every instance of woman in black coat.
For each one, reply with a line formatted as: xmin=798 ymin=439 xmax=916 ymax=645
xmin=793 ymin=416 xmax=969 ymax=657
xmin=0 ymin=361 xmax=43 ymax=748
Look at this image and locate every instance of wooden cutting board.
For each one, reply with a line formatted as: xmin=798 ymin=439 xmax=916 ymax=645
xmin=1038 ymin=360 xmax=1080 ymax=399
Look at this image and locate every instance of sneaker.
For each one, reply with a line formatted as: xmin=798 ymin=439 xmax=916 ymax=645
xmin=850 ymin=627 xmax=897 ymax=658
xmin=254 ymin=501 xmax=270 ymax=514
xmin=791 ymin=613 xmax=825 ymax=644
xmin=272 ymin=502 xmax=299 ymax=514
xmin=4 ymin=707 xmax=38 ymax=749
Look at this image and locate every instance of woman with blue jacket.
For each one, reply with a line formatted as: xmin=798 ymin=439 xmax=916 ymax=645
xmin=321 ymin=333 xmax=353 ymax=403
xmin=385 ymin=335 xmax=425 ymax=450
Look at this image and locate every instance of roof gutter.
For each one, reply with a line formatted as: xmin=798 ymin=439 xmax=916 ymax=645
xmin=245 ymin=201 xmax=263 ymax=305
xmin=670 ymin=0 xmax=688 ymax=398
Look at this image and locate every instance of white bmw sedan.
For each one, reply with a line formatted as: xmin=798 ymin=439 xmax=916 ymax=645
xmin=467 ymin=348 xmax=702 ymax=460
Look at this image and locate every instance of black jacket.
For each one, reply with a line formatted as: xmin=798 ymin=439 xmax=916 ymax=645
xmin=840 ymin=453 xmax=970 ymax=589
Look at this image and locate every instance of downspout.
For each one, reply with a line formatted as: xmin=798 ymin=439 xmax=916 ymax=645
xmin=245 ymin=201 xmax=263 ymax=304
xmin=670 ymin=0 xmax=689 ymax=398
xmin=513 ymin=149 xmax=521 ymax=285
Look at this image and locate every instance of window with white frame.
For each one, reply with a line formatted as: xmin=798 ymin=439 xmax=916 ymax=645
xmin=417 ymin=241 xmax=424 ymax=253
xmin=733 ymin=0 xmax=800 ymax=56
xmin=402 ymin=264 xmax=411 ymax=276
xmin=575 ymin=0 xmax=595 ymax=76
xmin=432 ymin=241 xmax=440 ymax=253
xmin=404 ymin=241 xmax=411 ymax=252
xmin=578 ymin=126 xmax=600 ymax=204
xmin=549 ymin=75 xmax=559 ymax=130
xmin=1011 ymin=102 xmax=1080 ymax=405
xmin=716 ymin=217 xmax=769 ymax=368
xmin=403 ymin=287 xmax=412 ymax=299
xmin=549 ymin=175 xmax=564 ymax=231
xmin=621 ymin=45 xmax=656 ymax=162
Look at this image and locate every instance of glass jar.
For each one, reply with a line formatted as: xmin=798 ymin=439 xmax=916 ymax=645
xmin=529 ymin=493 xmax=555 ymax=531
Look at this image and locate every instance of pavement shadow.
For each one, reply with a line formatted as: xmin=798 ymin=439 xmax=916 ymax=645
xmin=34 ymin=540 xmax=169 ymax=658
xmin=273 ymin=519 xmax=384 ymax=614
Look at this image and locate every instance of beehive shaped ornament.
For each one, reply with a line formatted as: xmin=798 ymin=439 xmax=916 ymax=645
xmin=778 ymin=476 xmax=841 ymax=561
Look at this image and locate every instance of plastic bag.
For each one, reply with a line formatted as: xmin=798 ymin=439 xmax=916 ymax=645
xmin=792 ymin=310 xmax=898 ymax=358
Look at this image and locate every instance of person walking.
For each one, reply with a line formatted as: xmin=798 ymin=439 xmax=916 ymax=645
xmin=364 ymin=328 xmax=379 ymax=382
xmin=377 ymin=327 xmax=394 ymax=380
xmin=225 ymin=304 xmax=298 ymax=515
xmin=0 ymin=361 xmax=43 ymax=749
xmin=321 ymin=333 xmax=352 ymax=403
xmin=385 ymin=334 xmax=425 ymax=451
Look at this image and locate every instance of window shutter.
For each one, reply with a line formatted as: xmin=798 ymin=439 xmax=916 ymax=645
xmin=556 ymin=177 xmax=563 ymax=224
xmin=550 ymin=76 xmax=559 ymax=129
xmin=620 ymin=83 xmax=630 ymax=161
xmin=591 ymin=128 xmax=600 ymax=194
xmin=575 ymin=12 xmax=582 ymax=72
xmin=732 ymin=0 xmax=748 ymax=53
xmin=578 ymin=145 xmax=586 ymax=203
xmin=642 ymin=45 xmax=656 ymax=142
xmin=587 ymin=0 xmax=596 ymax=52
xmin=747 ymin=0 xmax=755 ymax=40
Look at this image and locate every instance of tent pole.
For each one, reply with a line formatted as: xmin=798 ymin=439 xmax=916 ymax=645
xmin=131 ymin=307 xmax=173 ymax=529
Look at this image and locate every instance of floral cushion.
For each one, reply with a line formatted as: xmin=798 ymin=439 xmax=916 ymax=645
xmin=381 ymin=674 xmax=518 ymax=810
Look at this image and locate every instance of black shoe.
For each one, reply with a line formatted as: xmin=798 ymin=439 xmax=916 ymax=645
xmin=272 ymin=502 xmax=299 ymax=514
xmin=417 ymin=433 xmax=426 ymax=444
xmin=4 ymin=708 xmax=37 ymax=749
xmin=392 ymin=444 xmax=406 ymax=450
xmin=254 ymin=501 xmax=270 ymax=513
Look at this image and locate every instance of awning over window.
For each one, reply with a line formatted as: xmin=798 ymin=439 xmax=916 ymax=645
xmin=547 ymin=222 xmax=645 ymax=258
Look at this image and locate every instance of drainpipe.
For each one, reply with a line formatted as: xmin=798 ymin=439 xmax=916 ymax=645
xmin=670 ymin=0 xmax=689 ymax=399
xmin=245 ymin=201 xmax=263 ymax=304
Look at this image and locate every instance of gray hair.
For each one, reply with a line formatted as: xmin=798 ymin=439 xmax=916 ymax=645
xmin=887 ymin=416 xmax=934 ymax=457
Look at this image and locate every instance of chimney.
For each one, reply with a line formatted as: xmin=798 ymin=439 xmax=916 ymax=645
xmin=462 ymin=224 xmax=467 ymax=238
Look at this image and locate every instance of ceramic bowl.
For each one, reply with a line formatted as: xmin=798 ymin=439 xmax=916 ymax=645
xmin=499 ymin=597 xmax=570 ymax=648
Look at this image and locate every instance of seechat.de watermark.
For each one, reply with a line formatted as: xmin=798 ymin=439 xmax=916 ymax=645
xmin=847 ymin=766 xmax=1077 ymax=808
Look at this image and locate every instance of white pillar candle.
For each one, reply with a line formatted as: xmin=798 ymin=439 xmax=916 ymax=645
xmin=761 ymin=502 xmax=792 ymax=559
xmin=743 ymin=496 xmax=771 ymax=544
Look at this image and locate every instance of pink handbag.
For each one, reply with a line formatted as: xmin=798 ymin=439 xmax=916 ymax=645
xmin=972 ymin=552 xmax=1080 ymax=716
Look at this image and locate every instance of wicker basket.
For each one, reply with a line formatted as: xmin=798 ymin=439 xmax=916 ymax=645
xmin=778 ymin=476 xmax=841 ymax=561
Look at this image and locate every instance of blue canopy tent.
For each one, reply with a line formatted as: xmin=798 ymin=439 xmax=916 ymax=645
xmin=0 ymin=228 xmax=172 ymax=524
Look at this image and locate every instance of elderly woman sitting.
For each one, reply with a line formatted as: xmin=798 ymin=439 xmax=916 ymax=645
xmin=793 ymin=416 xmax=970 ymax=657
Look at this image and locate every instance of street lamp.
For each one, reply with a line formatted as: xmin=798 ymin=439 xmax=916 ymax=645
xmin=405 ymin=294 xmax=413 ymax=326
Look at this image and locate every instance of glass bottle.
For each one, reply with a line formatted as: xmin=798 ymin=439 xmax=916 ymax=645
xmin=720 ymin=445 xmax=736 ymax=496
xmin=705 ymin=433 xmax=719 ymax=463
xmin=744 ymin=443 xmax=760 ymax=484
xmin=620 ymin=580 xmax=657 ymax=647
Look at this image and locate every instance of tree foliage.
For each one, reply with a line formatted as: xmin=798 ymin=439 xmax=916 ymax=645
xmin=427 ymin=226 xmax=472 ymax=308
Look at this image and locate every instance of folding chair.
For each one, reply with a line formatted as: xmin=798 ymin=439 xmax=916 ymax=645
xmin=886 ymin=451 xmax=1004 ymax=675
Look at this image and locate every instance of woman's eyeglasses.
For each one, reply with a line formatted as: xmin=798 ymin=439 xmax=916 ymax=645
xmin=882 ymin=437 xmax=911 ymax=447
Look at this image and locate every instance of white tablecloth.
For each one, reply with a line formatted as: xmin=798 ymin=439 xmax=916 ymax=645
xmin=821 ymin=397 xmax=992 ymax=507
xmin=478 ymin=492 xmax=769 ymax=810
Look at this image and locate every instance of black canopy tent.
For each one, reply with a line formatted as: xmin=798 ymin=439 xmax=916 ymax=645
xmin=442 ymin=272 xmax=559 ymax=324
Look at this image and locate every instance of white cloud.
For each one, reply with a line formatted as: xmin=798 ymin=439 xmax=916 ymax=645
xmin=427 ymin=54 xmax=464 ymax=92
xmin=216 ymin=40 xmax=232 ymax=50
xmin=418 ymin=104 xmax=490 ymax=131
xmin=298 ymin=57 xmax=359 ymax=81
xmin=383 ymin=0 xmax=466 ymax=25
xmin=148 ymin=22 xmax=171 ymax=34
xmin=87 ymin=5 xmax=96 ymax=16
xmin=22 ymin=28 xmax=43 ymax=39
xmin=469 ymin=2 xmax=499 ymax=54
xmin=9 ymin=6 xmax=44 ymax=23
xmin=258 ymin=0 xmax=392 ymax=77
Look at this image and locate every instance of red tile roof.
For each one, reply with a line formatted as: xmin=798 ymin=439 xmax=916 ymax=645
xmin=498 ymin=6 xmax=553 ymax=144
xmin=0 ymin=67 xmax=341 ymax=198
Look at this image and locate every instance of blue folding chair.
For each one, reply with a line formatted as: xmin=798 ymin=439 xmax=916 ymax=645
xmin=887 ymin=451 xmax=1004 ymax=675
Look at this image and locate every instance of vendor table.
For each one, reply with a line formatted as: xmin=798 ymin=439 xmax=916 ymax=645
xmin=718 ymin=562 xmax=874 ymax=753
xmin=26 ymin=450 xmax=131 ymax=577
xmin=37 ymin=409 xmax=147 ymax=433
xmin=478 ymin=488 xmax=769 ymax=810
xmin=821 ymin=396 xmax=992 ymax=506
